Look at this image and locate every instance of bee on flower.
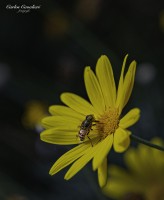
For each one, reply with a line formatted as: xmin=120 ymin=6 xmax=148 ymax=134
xmin=40 ymin=55 xmax=140 ymax=187
xmin=78 ymin=114 xmax=98 ymax=146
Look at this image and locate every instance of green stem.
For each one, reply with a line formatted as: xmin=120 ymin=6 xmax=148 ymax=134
xmin=130 ymin=134 xmax=164 ymax=151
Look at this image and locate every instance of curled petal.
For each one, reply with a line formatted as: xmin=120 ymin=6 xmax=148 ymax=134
xmin=116 ymin=56 xmax=136 ymax=114
xmin=113 ymin=128 xmax=131 ymax=153
xmin=116 ymin=55 xmax=128 ymax=110
xmin=122 ymin=61 xmax=136 ymax=109
xmin=119 ymin=108 xmax=140 ymax=129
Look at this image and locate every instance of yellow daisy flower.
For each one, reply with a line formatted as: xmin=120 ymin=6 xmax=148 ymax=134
xmin=103 ymin=138 xmax=164 ymax=200
xmin=40 ymin=55 xmax=140 ymax=187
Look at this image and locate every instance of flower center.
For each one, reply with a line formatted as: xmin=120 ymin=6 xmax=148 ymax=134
xmin=96 ymin=108 xmax=119 ymax=139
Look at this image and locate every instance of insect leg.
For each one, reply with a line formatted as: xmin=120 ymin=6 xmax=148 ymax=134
xmin=87 ymin=135 xmax=93 ymax=147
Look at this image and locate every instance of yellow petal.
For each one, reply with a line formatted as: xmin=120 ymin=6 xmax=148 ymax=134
xmin=103 ymin=166 xmax=143 ymax=198
xmin=113 ymin=128 xmax=130 ymax=153
xmin=49 ymin=105 xmax=84 ymax=120
xmin=125 ymin=141 xmax=164 ymax=177
xmin=119 ymin=108 xmax=140 ymax=129
xmin=49 ymin=143 xmax=90 ymax=175
xmin=64 ymin=144 xmax=97 ymax=180
xmin=40 ymin=128 xmax=78 ymax=145
xmin=41 ymin=115 xmax=80 ymax=129
xmin=116 ymin=55 xmax=128 ymax=111
xmin=97 ymin=157 xmax=107 ymax=188
xmin=92 ymin=134 xmax=113 ymax=170
xmin=122 ymin=61 xmax=136 ymax=109
xmin=124 ymin=148 xmax=145 ymax=175
xmin=84 ymin=66 xmax=105 ymax=114
xmin=95 ymin=55 xmax=116 ymax=108
xmin=150 ymin=138 xmax=164 ymax=170
xmin=61 ymin=92 xmax=97 ymax=116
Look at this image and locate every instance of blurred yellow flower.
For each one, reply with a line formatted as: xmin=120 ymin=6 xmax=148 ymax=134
xmin=41 ymin=55 xmax=140 ymax=187
xmin=22 ymin=100 xmax=48 ymax=130
xmin=103 ymin=138 xmax=164 ymax=200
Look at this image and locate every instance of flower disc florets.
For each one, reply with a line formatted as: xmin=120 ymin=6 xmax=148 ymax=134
xmin=97 ymin=108 xmax=119 ymax=139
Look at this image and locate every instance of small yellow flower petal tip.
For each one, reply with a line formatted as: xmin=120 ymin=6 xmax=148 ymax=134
xmin=40 ymin=54 xmax=140 ymax=187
